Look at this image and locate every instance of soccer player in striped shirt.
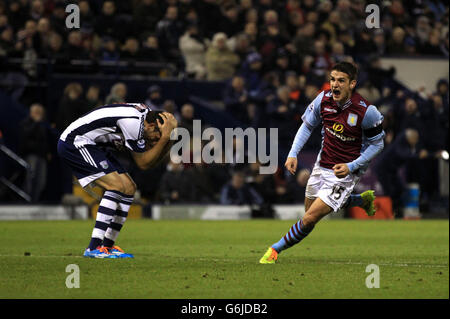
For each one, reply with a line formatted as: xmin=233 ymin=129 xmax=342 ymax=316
xmin=57 ymin=103 xmax=177 ymax=258
xmin=260 ymin=62 xmax=384 ymax=264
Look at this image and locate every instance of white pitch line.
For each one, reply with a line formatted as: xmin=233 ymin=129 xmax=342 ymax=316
xmin=0 ymin=254 xmax=447 ymax=268
xmin=0 ymin=254 xmax=84 ymax=258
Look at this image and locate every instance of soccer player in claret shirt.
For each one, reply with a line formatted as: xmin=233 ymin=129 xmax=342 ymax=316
xmin=57 ymin=104 xmax=177 ymax=258
xmin=260 ymin=62 xmax=384 ymax=264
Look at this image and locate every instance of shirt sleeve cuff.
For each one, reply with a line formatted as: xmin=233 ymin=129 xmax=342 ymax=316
xmin=347 ymin=162 xmax=356 ymax=173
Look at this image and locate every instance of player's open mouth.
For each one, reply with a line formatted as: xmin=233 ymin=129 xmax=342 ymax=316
xmin=332 ymin=89 xmax=341 ymax=98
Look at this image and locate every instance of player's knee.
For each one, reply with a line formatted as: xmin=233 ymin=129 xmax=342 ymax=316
xmin=123 ymin=180 xmax=137 ymax=196
xmin=101 ymin=177 xmax=128 ymax=194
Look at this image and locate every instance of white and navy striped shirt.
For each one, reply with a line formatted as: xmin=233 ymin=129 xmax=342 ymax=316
xmin=60 ymin=103 xmax=150 ymax=153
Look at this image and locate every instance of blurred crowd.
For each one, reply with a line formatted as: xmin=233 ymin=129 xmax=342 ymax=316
xmin=0 ymin=0 xmax=449 ymax=216
xmin=0 ymin=0 xmax=448 ymax=78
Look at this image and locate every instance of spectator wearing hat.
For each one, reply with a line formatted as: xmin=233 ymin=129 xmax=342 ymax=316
xmin=238 ymin=52 xmax=264 ymax=95
xmin=144 ymin=85 xmax=164 ymax=110
xmin=205 ymin=32 xmax=240 ymax=81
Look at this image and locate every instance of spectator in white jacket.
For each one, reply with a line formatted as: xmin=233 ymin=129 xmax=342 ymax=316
xmin=179 ymin=23 xmax=210 ymax=79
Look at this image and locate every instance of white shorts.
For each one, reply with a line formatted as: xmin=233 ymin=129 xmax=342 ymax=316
xmin=305 ymin=163 xmax=361 ymax=212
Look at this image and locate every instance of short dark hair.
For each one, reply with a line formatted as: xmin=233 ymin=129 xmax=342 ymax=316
xmin=145 ymin=110 xmax=163 ymax=124
xmin=331 ymin=62 xmax=358 ymax=81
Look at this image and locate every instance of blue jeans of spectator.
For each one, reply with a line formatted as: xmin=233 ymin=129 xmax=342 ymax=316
xmin=24 ymin=154 xmax=47 ymax=202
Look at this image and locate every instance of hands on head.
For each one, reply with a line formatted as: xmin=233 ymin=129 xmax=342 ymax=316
xmin=145 ymin=112 xmax=178 ymax=147
xmin=157 ymin=112 xmax=178 ymax=138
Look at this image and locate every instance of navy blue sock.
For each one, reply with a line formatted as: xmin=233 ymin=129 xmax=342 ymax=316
xmin=87 ymin=191 xmax=123 ymax=251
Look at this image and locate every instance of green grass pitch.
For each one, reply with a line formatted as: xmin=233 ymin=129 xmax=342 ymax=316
xmin=0 ymin=219 xmax=448 ymax=299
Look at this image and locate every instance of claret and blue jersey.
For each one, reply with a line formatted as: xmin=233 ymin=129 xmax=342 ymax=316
xmin=290 ymin=90 xmax=385 ymax=174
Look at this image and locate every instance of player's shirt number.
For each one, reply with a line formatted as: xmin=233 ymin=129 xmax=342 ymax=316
xmin=330 ymin=185 xmax=345 ymax=200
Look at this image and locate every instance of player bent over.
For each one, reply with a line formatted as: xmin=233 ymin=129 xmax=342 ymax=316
xmin=57 ymin=103 xmax=177 ymax=258
xmin=260 ymin=62 xmax=384 ymax=264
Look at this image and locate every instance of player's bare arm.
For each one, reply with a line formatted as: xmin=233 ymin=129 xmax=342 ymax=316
xmin=132 ymin=112 xmax=177 ymax=170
